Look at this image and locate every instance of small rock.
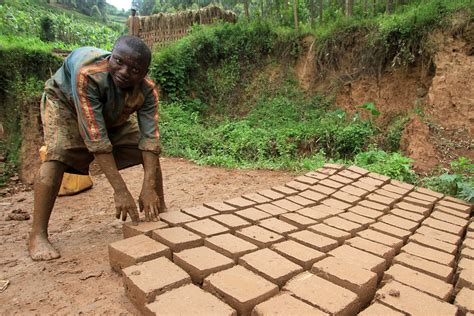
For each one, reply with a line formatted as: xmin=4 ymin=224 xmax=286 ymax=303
xmin=5 ymin=209 xmax=30 ymax=221
xmin=389 ymin=289 xmax=400 ymax=297
xmin=17 ymin=198 xmax=25 ymax=202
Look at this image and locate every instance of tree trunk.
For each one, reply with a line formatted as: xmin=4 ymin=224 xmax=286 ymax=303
xmin=373 ymin=0 xmax=377 ymax=15
xmin=293 ymin=0 xmax=299 ymax=32
xmin=309 ymin=0 xmax=316 ymax=27
xmin=386 ymin=0 xmax=393 ymax=14
xmin=243 ymin=0 xmax=249 ymax=19
xmin=319 ymin=0 xmax=323 ymax=24
xmin=363 ymin=0 xmax=368 ymax=15
xmin=345 ymin=0 xmax=353 ymax=16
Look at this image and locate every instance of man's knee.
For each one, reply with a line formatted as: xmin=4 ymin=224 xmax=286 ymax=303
xmin=36 ymin=161 xmax=68 ymax=186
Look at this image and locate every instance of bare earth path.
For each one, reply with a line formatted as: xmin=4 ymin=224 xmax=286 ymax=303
xmin=0 ymin=158 xmax=294 ymax=314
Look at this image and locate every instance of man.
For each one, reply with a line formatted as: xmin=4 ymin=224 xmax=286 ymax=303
xmin=127 ymin=7 xmax=141 ymax=37
xmin=29 ymin=36 xmax=165 ymax=261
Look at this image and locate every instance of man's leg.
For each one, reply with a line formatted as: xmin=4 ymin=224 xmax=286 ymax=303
xmin=155 ymin=156 xmax=167 ymax=212
xmin=28 ymin=161 xmax=67 ymax=261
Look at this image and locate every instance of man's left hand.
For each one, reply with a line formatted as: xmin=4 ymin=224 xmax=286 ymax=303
xmin=138 ymin=188 xmax=160 ymax=221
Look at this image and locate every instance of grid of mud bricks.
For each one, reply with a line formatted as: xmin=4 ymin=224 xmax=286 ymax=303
xmin=108 ymin=163 xmax=474 ymax=316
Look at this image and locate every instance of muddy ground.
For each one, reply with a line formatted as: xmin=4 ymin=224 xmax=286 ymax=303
xmin=0 ymin=157 xmax=294 ymax=314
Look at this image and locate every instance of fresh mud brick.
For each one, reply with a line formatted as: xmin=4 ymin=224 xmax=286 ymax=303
xmin=286 ymin=195 xmax=315 ymax=207
xmin=379 ymin=214 xmax=419 ymax=232
xmin=358 ymin=200 xmax=390 ymax=212
xmin=416 ymin=225 xmax=461 ymax=245
xmin=271 ymin=199 xmax=303 ymax=212
xmin=235 ymin=225 xmax=285 ymax=248
xmin=370 ymin=222 xmax=411 ymax=241
xmin=345 ymin=237 xmax=396 ymax=262
xmin=339 ymin=212 xmax=375 ymax=228
xmin=376 ymin=281 xmax=458 ymax=316
xmin=393 ymin=252 xmax=454 ymax=282
xmin=349 ymin=205 xmax=384 ymax=219
xmin=239 ymin=248 xmax=303 ymax=287
xmin=339 ymin=169 xmax=364 ymax=179
xmin=202 ymin=265 xmax=279 ymax=316
xmin=331 ymin=191 xmax=361 ymax=204
xmin=382 ymin=183 xmax=411 ymax=195
xmin=306 ymin=171 xmax=329 ymax=180
xmin=456 ymin=268 xmax=474 ymax=292
xmin=416 ymin=187 xmax=444 ymax=199
xmin=295 ymin=175 xmax=319 ymax=185
xmin=374 ymin=189 xmax=403 ymax=201
xmin=308 ymin=223 xmax=352 ymax=243
xmin=324 ymin=216 xmax=364 ymax=234
xmin=205 ymin=232 xmax=259 ymax=259
xmin=279 ymin=212 xmax=317 ymax=228
xmin=458 ymin=257 xmax=474 ymax=272
xmin=144 ymin=284 xmax=237 ymax=316
xmin=299 ymin=189 xmax=327 ymax=202
xmin=347 ymin=165 xmax=370 ymax=175
xmin=225 ymin=197 xmax=256 ymax=209
xmin=271 ymin=240 xmax=326 ymax=270
xmin=257 ymin=189 xmax=284 ymax=201
xmin=288 ymin=230 xmax=339 ymax=252
xmin=319 ymin=179 xmax=345 ymax=189
xmin=329 ymin=174 xmax=354 ymax=185
xmin=358 ymin=302 xmax=404 ymax=316
xmin=184 ymin=218 xmax=230 ymax=237
xmin=211 ymin=214 xmax=251 ymax=231
xmin=285 ymin=181 xmax=310 ymax=191
xmin=321 ymin=198 xmax=352 ymax=210
xmin=366 ymin=193 xmax=397 ymax=207
xmin=252 ymin=293 xmax=328 ymax=316
xmin=123 ymin=221 xmax=168 ymax=238
xmin=258 ymin=217 xmax=299 ymax=235
xmin=359 ymin=176 xmax=384 ymax=187
xmin=352 ymin=180 xmax=378 ymax=192
xmin=390 ymin=208 xmax=425 ymax=223
xmin=242 ymin=193 xmax=271 ymax=204
xmin=390 ymin=179 xmax=415 ymax=190
xmin=283 ymin=271 xmax=360 ymax=316
xmin=313 ymin=204 xmax=346 ymax=216
xmin=296 ymin=207 xmax=333 ymax=222
xmin=123 ymin=257 xmax=191 ymax=311
xmin=461 ymin=247 xmax=474 ymax=260
xmin=255 ymin=203 xmax=287 ymax=216
xmin=318 ymin=167 xmax=339 ymax=175
xmin=151 ymin=227 xmax=203 ymax=252
xmin=384 ymin=264 xmax=453 ymax=301
xmin=312 ymin=256 xmax=378 ymax=307
xmin=357 ymin=229 xmax=404 ymax=251
xmin=109 ymin=234 xmax=171 ymax=272
xmin=409 ymin=233 xmax=457 ymax=254
xmin=431 ymin=211 xmax=468 ymax=227
xmin=329 ymin=245 xmax=386 ymax=277
xmin=435 ymin=205 xmax=470 ymax=219
xmin=455 ymin=287 xmax=474 ymax=314
xmin=444 ymin=195 xmax=472 ymax=206
xmin=422 ymin=217 xmax=465 ymax=236
xmin=463 ymin=238 xmax=474 ymax=251
xmin=323 ymin=163 xmax=345 ymax=170
xmin=438 ymin=199 xmax=472 ymax=213
xmin=181 ymin=205 xmax=219 ymax=219
xmin=173 ymin=246 xmax=234 ymax=283
xmin=159 ymin=211 xmax=197 ymax=226
xmin=408 ymin=191 xmax=438 ymax=203
xmin=235 ymin=208 xmax=273 ymax=223
xmin=204 ymin=201 xmax=237 ymax=214
xmin=368 ymin=172 xmax=390 ymax=182
xmin=402 ymin=196 xmax=434 ymax=208
xmin=311 ymin=184 xmax=337 ymax=195
xmin=271 ymin=185 xmax=298 ymax=195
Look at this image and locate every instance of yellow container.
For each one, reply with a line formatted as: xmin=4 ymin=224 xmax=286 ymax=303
xmin=39 ymin=146 xmax=93 ymax=196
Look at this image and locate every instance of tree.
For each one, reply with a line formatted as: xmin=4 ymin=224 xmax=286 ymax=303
xmin=319 ymin=0 xmax=323 ymax=23
xmin=386 ymin=0 xmax=393 ymax=14
xmin=345 ymin=0 xmax=353 ymax=16
xmin=292 ymin=0 xmax=298 ymax=31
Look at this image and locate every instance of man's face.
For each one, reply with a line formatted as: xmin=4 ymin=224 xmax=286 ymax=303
xmin=109 ymin=43 xmax=148 ymax=89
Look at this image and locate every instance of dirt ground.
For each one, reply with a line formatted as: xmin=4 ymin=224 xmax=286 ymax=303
xmin=0 ymin=157 xmax=294 ymax=314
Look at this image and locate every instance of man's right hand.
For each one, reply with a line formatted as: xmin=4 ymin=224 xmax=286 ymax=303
xmin=114 ymin=189 xmax=139 ymax=225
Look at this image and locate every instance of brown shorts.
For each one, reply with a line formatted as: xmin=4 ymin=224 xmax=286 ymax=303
xmin=40 ymin=92 xmax=143 ymax=175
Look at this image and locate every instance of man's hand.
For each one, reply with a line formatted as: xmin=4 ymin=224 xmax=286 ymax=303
xmin=114 ymin=189 xmax=139 ymax=224
xmin=138 ymin=188 xmax=160 ymax=221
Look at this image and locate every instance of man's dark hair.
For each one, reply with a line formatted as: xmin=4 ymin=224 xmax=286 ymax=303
xmin=114 ymin=36 xmax=152 ymax=67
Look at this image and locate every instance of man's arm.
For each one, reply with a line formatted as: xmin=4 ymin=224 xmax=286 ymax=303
xmin=139 ymin=151 xmax=160 ymax=221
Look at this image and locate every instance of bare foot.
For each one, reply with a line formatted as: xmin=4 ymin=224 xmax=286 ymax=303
xmin=28 ymin=234 xmax=60 ymax=261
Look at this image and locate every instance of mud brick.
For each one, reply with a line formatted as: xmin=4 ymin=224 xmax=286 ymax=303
xmin=463 ymin=237 xmax=474 ymax=251
xmin=236 ymin=225 xmax=284 ymax=248
xmin=109 ymin=235 xmax=171 ymax=272
xmin=329 ymin=174 xmax=353 ymax=185
xmin=204 ymin=233 xmax=258 ymax=260
xmin=368 ymin=172 xmax=390 ymax=182
xmin=271 ymin=240 xmax=326 ymax=270
xmin=370 ymin=222 xmax=411 ymax=241
xmin=456 ymin=268 xmax=474 ymax=292
xmin=352 ymin=180 xmax=378 ymax=192
xmin=123 ymin=257 xmax=191 ymax=310
xmin=295 ymin=175 xmax=319 ymax=185
xmin=258 ymin=217 xmax=299 ymax=235
xmin=349 ymin=205 xmax=384 ymax=219
xmin=374 ymin=189 xmax=403 ymax=201
xmin=358 ymin=303 xmax=404 ymax=316
xmin=408 ymin=191 xmax=438 ymax=203
xmin=271 ymin=199 xmax=303 ymax=212
xmin=331 ymin=191 xmax=361 ymax=204
xmin=322 ymin=198 xmax=352 ymax=210
xmin=324 ymin=217 xmax=364 ymax=234
xmin=296 ymin=207 xmax=332 ymax=222
xmin=402 ymin=196 xmax=434 ymax=208
xmin=367 ymin=193 xmax=397 ymax=207
xmin=225 ymin=197 xmax=256 ymax=209
xmin=235 ymin=208 xmax=272 ymax=223
xmin=184 ymin=218 xmax=229 ymax=237
xmin=435 ymin=205 xmax=470 ymax=219
xmin=394 ymin=252 xmax=453 ymax=282
xmin=288 ymin=230 xmax=338 ymax=252
xmin=347 ymin=165 xmax=370 ymax=175
xmin=422 ymin=217 xmax=464 ymax=236
xmin=283 ymin=272 xmax=359 ymax=315
xmin=357 ymin=229 xmax=404 ymax=251
xmin=181 ymin=205 xmax=219 ymax=219
xmin=339 ymin=169 xmax=364 ymax=179
xmin=444 ymin=195 xmax=472 ymax=206
xmin=239 ymin=248 xmax=303 ymax=287
xmin=279 ymin=212 xmax=317 ymax=228
xmin=417 ymin=225 xmax=461 ymax=245
xmin=204 ymin=201 xmax=237 ymax=214
xmin=438 ymin=199 xmax=472 ymax=213
xmin=305 ymin=171 xmax=329 ymax=180
xmin=151 ymin=227 xmax=203 ymax=252
xmin=390 ymin=208 xmax=425 ymax=222
xmin=311 ymin=184 xmax=337 ymax=195
xmin=211 ymin=214 xmax=251 ymax=231
xmin=285 ymin=181 xmax=310 ymax=191
xmin=409 ymin=233 xmax=457 ymax=254
xmin=339 ymin=212 xmax=375 ymax=228
xmin=312 ymin=256 xmax=377 ymax=306
xmin=458 ymin=258 xmax=474 ymax=275
xmin=309 ymin=223 xmax=352 ymax=243
xmin=123 ymin=221 xmax=168 ymax=239
xmin=379 ymin=214 xmax=419 ymax=232
xmin=271 ymin=185 xmax=298 ymax=195
xmin=323 ymin=163 xmax=345 ymax=170
xmin=318 ymin=168 xmax=339 ymax=175
xmin=376 ymin=281 xmax=458 ymax=316
xmin=203 ymin=265 xmax=279 ymax=315
xmin=299 ymin=189 xmax=327 ymax=202
xmin=358 ymin=200 xmax=389 ymax=212
xmin=159 ymin=211 xmax=197 ymax=226
xmin=242 ymin=193 xmax=271 ymax=204
xmin=382 ymin=183 xmax=411 ymax=195
xmin=455 ymin=287 xmax=474 ymax=314
xmin=345 ymin=237 xmax=396 ymax=262
xmin=329 ymin=245 xmax=386 ymax=277
xmin=359 ymin=176 xmax=384 ymax=187
xmin=461 ymin=247 xmax=474 ymax=260
xmin=287 ymin=195 xmax=316 ymax=207
xmin=395 ymin=202 xmax=430 ymax=216
xmin=319 ymin=178 xmax=345 ymax=189
xmin=255 ymin=203 xmax=288 ymax=216
xmin=432 ymin=211 xmax=468 ymax=227
xmin=340 ymin=185 xmax=369 ymax=197
xmin=144 ymin=284 xmax=236 ymax=316
xmin=384 ymin=264 xmax=453 ymax=301
xmin=416 ymin=187 xmax=444 ymax=199
xmin=173 ymin=246 xmax=234 ymax=283
xmin=390 ymin=179 xmax=415 ymax=190
xmin=252 ymin=293 xmax=327 ymax=316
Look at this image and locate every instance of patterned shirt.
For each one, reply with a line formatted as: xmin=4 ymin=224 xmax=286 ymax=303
xmin=44 ymin=47 xmax=160 ymax=154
